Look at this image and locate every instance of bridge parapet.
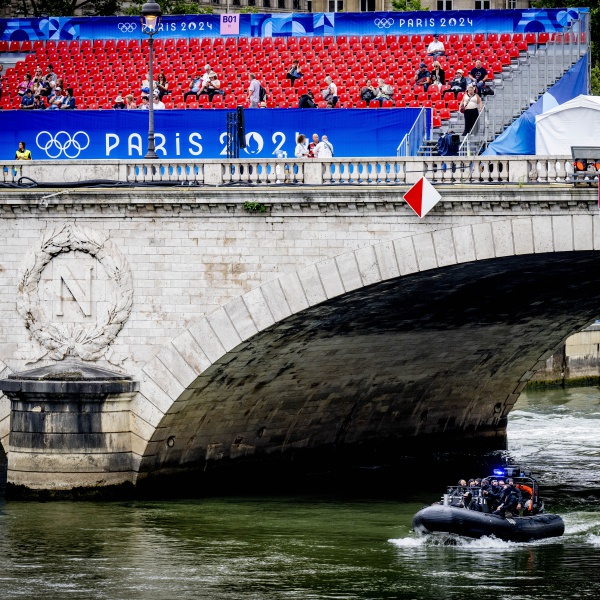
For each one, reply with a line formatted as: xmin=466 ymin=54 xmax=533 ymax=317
xmin=1 ymin=156 xmax=579 ymax=186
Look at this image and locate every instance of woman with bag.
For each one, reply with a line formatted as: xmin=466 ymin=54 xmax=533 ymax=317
xmin=461 ymin=84 xmax=482 ymax=136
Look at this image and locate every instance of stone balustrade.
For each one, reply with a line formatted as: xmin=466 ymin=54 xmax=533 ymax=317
xmin=0 ymin=156 xmax=586 ymax=187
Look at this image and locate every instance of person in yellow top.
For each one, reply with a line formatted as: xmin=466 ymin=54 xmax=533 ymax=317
xmin=15 ymin=141 xmax=31 ymax=160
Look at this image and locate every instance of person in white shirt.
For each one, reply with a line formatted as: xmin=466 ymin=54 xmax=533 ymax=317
xmin=426 ymin=34 xmax=445 ymax=60
xmin=152 ymin=92 xmax=165 ymax=110
xmin=314 ymin=135 xmax=334 ymax=158
xmin=322 ymin=76 xmax=338 ymax=107
xmin=295 ymin=134 xmax=309 ymax=158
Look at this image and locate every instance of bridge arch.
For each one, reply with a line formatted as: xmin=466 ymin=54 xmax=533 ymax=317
xmin=133 ymin=214 xmax=600 ymax=485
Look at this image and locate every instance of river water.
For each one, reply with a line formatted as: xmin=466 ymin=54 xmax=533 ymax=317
xmin=0 ymin=387 xmax=599 ymax=599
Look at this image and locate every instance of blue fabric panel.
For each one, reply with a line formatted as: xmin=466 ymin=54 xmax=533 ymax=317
xmin=1 ymin=108 xmax=426 ymax=160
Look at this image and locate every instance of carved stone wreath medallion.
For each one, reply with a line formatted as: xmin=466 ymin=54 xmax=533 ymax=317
xmin=17 ymin=224 xmax=133 ymax=361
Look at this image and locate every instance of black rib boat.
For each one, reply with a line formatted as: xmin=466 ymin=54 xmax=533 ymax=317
xmin=412 ymin=466 xmax=565 ymax=543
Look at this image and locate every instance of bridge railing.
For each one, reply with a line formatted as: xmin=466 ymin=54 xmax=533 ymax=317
xmin=0 ymin=156 xmax=580 ymax=187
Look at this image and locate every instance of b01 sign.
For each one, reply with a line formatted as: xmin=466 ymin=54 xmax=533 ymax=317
xmin=220 ymin=14 xmax=240 ymax=36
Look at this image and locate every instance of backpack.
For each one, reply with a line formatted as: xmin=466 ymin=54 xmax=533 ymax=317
xmin=361 ymin=88 xmax=375 ymax=102
xmin=259 ymin=85 xmax=267 ymax=102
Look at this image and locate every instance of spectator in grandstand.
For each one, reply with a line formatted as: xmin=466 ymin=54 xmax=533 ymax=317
xmin=461 ymin=84 xmax=483 ymax=136
xmin=20 ymin=89 xmax=34 ymax=109
xmin=375 ymin=78 xmax=394 ymax=106
xmin=156 ymin=72 xmax=169 ymax=101
xmin=48 ymin=87 xmax=64 ymax=110
xmin=61 ymin=88 xmax=76 ymax=110
xmin=33 ymin=94 xmax=45 ymax=109
xmin=45 ymin=64 xmax=57 ymax=86
xmin=31 ymin=68 xmax=43 ymax=95
xmin=247 ymin=73 xmax=261 ymax=108
xmin=298 ymin=90 xmax=317 ymax=108
xmin=314 ymin=135 xmax=334 ymax=158
xmin=426 ymin=34 xmax=445 ymax=60
xmin=125 ymin=94 xmax=137 ymax=109
xmin=113 ymin=95 xmax=126 ymax=109
xmin=414 ymin=63 xmax=431 ymax=91
xmin=140 ymin=96 xmax=150 ymax=110
xmin=201 ymin=71 xmax=223 ymax=102
xmin=307 ymin=133 xmax=319 ymax=157
xmin=360 ymin=79 xmax=378 ymax=103
xmin=183 ymin=71 xmax=203 ymax=101
xmin=322 ymin=76 xmax=338 ymax=107
xmin=15 ymin=141 xmax=31 ymax=160
xmin=285 ymin=60 xmax=303 ymax=87
xmin=38 ymin=75 xmax=53 ymax=98
xmin=469 ymin=60 xmax=489 ymax=95
xmin=202 ymin=64 xmax=212 ymax=85
xmin=141 ymin=72 xmax=155 ymax=97
xmin=152 ymin=90 xmax=165 ymax=110
xmin=429 ymin=61 xmax=446 ymax=92
xmin=444 ymin=69 xmax=467 ymax=99
xmin=17 ymin=73 xmax=33 ymax=97
xmin=295 ymin=134 xmax=309 ymax=158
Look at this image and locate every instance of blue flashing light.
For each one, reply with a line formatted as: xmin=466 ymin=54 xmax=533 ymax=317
xmin=493 ymin=468 xmax=506 ymax=476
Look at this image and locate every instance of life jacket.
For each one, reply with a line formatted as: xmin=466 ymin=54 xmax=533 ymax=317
xmin=516 ymin=484 xmax=533 ymax=497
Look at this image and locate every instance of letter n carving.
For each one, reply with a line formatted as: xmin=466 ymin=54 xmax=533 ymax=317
xmin=56 ymin=265 xmax=93 ymax=317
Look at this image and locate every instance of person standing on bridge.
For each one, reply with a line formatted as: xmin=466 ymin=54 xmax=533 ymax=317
xmin=314 ymin=135 xmax=334 ymax=158
xmin=15 ymin=141 xmax=31 ymax=160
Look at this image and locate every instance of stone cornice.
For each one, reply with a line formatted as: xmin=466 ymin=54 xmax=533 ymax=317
xmin=0 ymin=186 xmax=596 ymax=217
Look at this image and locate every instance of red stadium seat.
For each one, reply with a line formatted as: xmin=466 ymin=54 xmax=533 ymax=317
xmin=369 ymin=100 xmax=379 ymax=108
xmin=439 ymin=108 xmax=451 ymax=120
xmin=382 ymin=100 xmax=393 ymax=108
xmin=432 ymin=115 xmax=442 ymax=128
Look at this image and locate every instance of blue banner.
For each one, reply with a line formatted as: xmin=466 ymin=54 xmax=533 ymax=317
xmin=1 ymin=108 xmax=425 ymax=160
xmin=0 ymin=9 xmax=586 ymax=42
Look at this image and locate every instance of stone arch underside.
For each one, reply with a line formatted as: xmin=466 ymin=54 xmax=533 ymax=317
xmin=134 ymin=217 xmax=600 ymax=485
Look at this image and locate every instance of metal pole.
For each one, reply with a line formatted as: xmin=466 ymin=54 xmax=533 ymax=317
xmin=145 ymin=34 xmax=158 ymax=159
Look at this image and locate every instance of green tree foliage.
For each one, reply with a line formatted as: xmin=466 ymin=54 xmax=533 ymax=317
xmin=592 ymin=65 xmax=600 ymax=95
xmin=391 ymin=0 xmax=428 ymax=11
xmin=124 ymin=0 xmax=213 ymax=15
xmin=11 ymin=0 xmax=120 ymax=16
xmin=238 ymin=5 xmax=259 ymax=12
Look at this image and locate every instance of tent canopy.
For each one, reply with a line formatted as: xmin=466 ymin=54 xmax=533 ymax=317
xmin=535 ymin=95 xmax=600 ymax=156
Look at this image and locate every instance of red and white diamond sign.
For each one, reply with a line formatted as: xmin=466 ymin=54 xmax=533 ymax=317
xmin=403 ymin=177 xmax=442 ymax=218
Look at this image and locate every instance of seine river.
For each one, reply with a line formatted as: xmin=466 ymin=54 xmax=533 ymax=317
xmin=0 ymin=386 xmax=599 ymax=599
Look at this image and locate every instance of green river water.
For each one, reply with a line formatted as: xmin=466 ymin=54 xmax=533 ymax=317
xmin=0 ymin=386 xmax=599 ymax=600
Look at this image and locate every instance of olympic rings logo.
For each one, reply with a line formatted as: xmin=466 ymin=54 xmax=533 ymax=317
xmin=36 ymin=131 xmax=90 ymax=159
xmin=118 ymin=22 xmax=137 ymax=32
xmin=374 ymin=18 xmax=394 ymax=29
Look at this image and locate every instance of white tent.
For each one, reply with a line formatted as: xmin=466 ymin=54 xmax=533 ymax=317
xmin=535 ymin=96 xmax=600 ymax=156
xmin=535 ymin=95 xmax=600 ymax=156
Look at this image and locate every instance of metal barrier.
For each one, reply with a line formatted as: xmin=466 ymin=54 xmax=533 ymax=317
xmin=397 ymin=108 xmax=429 ymax=157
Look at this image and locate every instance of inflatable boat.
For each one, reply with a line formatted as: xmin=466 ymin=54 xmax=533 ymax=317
xmin=412 ymin=504 xmax=564 ymax=542
xmin=412 ymin=466 xmax=565 ymax=542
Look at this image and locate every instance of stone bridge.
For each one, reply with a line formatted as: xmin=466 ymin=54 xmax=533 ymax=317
xmin=0 ymin=162 xmax=598 ymax=495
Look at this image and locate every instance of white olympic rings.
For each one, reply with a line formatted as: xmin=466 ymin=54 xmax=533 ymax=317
xmin=36 ymin=131 xmax=91 ymax=159
xmin=118 ymin=22 xmax=137 ymax=33
xmin=374 ymin=18 xmax=394 ymax=29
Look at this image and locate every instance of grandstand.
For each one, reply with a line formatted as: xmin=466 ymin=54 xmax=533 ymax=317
xmin=0 ymin=32 xmax=554 ymax=115
xmin=0 ymin=9 xmax=590 ymax=157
